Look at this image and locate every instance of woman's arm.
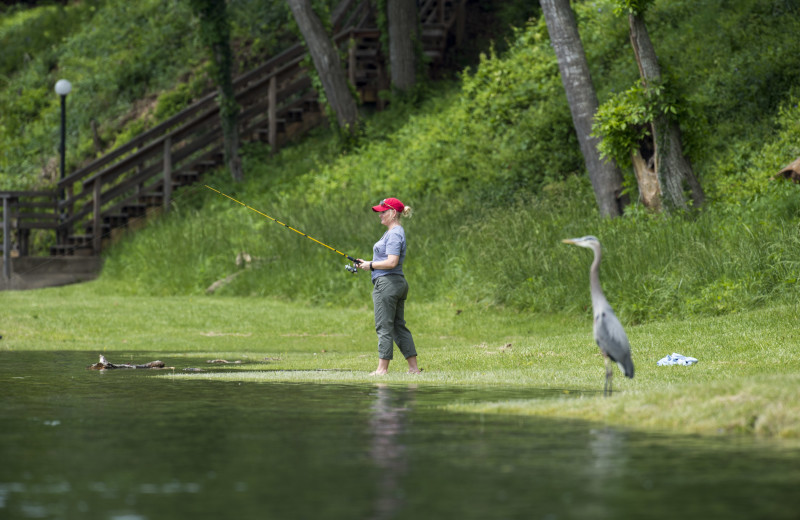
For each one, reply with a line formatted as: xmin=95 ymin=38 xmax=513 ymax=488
xmin=356 ymin=255 xmax=399 ymax=271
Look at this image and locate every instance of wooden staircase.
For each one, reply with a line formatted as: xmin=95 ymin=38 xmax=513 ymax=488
xmin=1 ymin=0 xmax=467 ymax=274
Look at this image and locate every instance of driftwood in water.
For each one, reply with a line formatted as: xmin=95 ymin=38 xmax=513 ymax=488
xmin=88 ymin=354 xmax=170 ymax=370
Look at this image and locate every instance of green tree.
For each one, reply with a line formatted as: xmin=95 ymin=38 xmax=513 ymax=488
xmin=616 ymin=0 xmax=704 ymax=210
xmin=189 ymin=0 xmax=243 ymax=182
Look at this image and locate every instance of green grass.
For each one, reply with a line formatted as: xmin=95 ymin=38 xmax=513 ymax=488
xmin=450 ymin=375 xmax=800 ymax=439
xmin=3 ymin=283 xmax=800 ymax=438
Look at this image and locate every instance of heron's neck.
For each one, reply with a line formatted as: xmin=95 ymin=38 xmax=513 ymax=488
xmin=589 ymin=245 xmax=607 ymax=309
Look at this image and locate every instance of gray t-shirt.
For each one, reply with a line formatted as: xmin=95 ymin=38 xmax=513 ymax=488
xmin=371 ymin=226 xmax=406 ymax=282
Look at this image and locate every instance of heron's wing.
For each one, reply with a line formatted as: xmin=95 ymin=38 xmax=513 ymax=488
xmin=593 ymin=306 xmax=631 ymax=362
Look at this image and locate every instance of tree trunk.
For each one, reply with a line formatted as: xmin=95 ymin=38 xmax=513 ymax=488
xmin=631 ymin=146 xmax=661 ymax=211
xmin=540 ymin=0 xmax=626 ymax=217
xmin=286 ymin=0 xmax=360 ymax=133
xmin=387 ymin=0 xmax=417 ymax=92
xmin=628 ymin=13 xmax=704 ymax=209
xmin=189 ymin=0 xmax=243 ymax=182
xmin=215 ymin=46 xmax=243 ymax=183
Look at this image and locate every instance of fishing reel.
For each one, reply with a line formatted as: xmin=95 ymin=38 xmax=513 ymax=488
xmin=345 ymin=258 xmax=362 ymax=274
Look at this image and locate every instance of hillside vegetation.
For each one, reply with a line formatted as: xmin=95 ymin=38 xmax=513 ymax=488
xmin=0 ymin=0 xmax=331 ymax=188
xmin=3 ymin=0 xmax=800 ymax=324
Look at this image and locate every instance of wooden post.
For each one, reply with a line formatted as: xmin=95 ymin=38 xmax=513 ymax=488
xmin=268 ymin=75 xmax=277 ymax=153
xmin=163 ymin=136 xmax=172 ymax=213
xmin=348 ymin=34 xmax=356 ymax=87
xmin=456 ymin=0 xmax=466 ymax=47
xmin=66 ymin=182 xmax=74 ymax=224
xmin=2 ymin=195 xmax=10 ymax=281
xmin=18 ymin=229 xmax=29 ymax=257
xmin=92 ymin=179 xmax=102 ymax=255
xmin=55 ymin=190 xmax=66 ymax=247
xmin=438 ymin=0 xmax=444 ymax=24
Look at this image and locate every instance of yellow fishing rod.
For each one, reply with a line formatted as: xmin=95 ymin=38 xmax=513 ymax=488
xmin=205 ymin=185 xmax=363 ymax=274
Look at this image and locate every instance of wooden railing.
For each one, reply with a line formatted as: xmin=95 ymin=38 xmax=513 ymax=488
xmin=1 ymin=0 xmax=466 ymax=270
xmin=2 ymin=191 xmax=60 ymax=278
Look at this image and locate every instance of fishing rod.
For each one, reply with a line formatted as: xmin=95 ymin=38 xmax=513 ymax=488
xmin=204 ymin=185 xmax=363 ymax=274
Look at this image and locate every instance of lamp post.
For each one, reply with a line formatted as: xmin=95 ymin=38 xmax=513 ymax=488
xmin=54 ymin=79 xmax=71 ymax=234
xmin=54 ymin=79 xmax=71 ymax=182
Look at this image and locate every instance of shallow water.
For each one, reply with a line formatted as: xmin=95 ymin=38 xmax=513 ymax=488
xmin=1 ymin=351 xmax=799 ymax=519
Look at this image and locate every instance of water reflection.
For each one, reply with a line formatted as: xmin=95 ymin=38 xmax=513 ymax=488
xmin=2 ymin=351 xmax=800 ymax=520
xmin=582 ymin=428 xmax=630 ymax=519
xmin=368 ymin=384 xmax=416 ymax=520
xmin=588 ymin=427 xmax=629 ymax=480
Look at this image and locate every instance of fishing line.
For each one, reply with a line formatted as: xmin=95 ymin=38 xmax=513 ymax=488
xmin=204 ymin=185 xmax=362 ymax=273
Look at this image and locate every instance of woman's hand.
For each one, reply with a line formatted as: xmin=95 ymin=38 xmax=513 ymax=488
xmin=356 ymin=259 xmax=371 ymax=271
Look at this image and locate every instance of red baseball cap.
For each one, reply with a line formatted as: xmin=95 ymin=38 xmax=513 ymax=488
xmin=372 ymin=197 xmax=405 ymax=212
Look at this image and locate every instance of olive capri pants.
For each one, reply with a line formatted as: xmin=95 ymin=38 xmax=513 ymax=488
xmin=372 ymin=274 xmax=417 ymax=360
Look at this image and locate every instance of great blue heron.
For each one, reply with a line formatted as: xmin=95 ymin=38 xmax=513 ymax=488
xmin=562 ymin=236 xmax=634 ymax=395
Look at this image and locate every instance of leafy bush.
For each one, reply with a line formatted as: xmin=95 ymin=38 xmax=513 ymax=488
xmin=0 ymin=3 xmax=95 ymax=78
xmin=592 ymin=78 xmax=682 ymax=168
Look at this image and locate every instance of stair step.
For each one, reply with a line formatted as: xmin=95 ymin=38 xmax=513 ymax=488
xmin=287 ymin=108 xmax=304 ymax=122
xmin=50 ymin=243 xmax=91 ymax=256
xmin=354 ymin=48 xmax=379 ymax=58
xmin=139 ymin=193 xmax=163 ymax=205
xmin=422 ymin=27 xmax=446 ymax=38
xmin=194 ymin=160 xmax=219 ymax=170
xmin=67 ymin=234 xmax=93 ymax=246
xmin=424 ymin=50 xmax=443 ymax=60
xmin=103 ymin=214 xmax=128 ymax=227
xmin=256 ymin=119 xmax=287 ymax=136
xmin=175 ymin=171 xmax=199 ymax=183
xmin=84 ymin=223 xmax=111 ymax=235
xmin=121 ymin=204 xmax=147 ymax=217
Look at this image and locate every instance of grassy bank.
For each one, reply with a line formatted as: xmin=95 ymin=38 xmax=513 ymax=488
xmin=98 ymin=173 xmax=800 ymax=325
xmin=2 ymin=284 xmax=800 ymax=438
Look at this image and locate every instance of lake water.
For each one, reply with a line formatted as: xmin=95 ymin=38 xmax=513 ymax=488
xmin=1 ymin=351 xmax=799 ymax=519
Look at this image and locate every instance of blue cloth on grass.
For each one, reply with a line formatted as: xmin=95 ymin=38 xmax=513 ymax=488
xmin=657 ymin=353 xmax=698 ymax=366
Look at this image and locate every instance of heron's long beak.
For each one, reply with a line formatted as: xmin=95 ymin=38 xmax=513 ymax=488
xmin=562 ymin=239 xmax=576 ymax=245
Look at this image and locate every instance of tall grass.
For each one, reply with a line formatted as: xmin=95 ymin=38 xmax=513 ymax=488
xmin=99 ymin=171 xmax=800 ymax=324
xmin=482 ymin=195 xmax=799 ymax=321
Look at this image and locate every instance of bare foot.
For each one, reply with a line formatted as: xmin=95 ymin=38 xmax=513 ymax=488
xmin=407 ymin=368 xmax=422 ymax=374
xmin=370 ymin=370 xmax=388 ymax=376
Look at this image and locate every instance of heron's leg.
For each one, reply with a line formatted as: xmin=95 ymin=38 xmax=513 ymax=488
xmin=604 ymin=357 xmax=613 ymax=397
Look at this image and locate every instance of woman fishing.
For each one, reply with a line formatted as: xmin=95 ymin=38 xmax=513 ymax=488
xmin=357 ymin=197 xmax=421 ymax=375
